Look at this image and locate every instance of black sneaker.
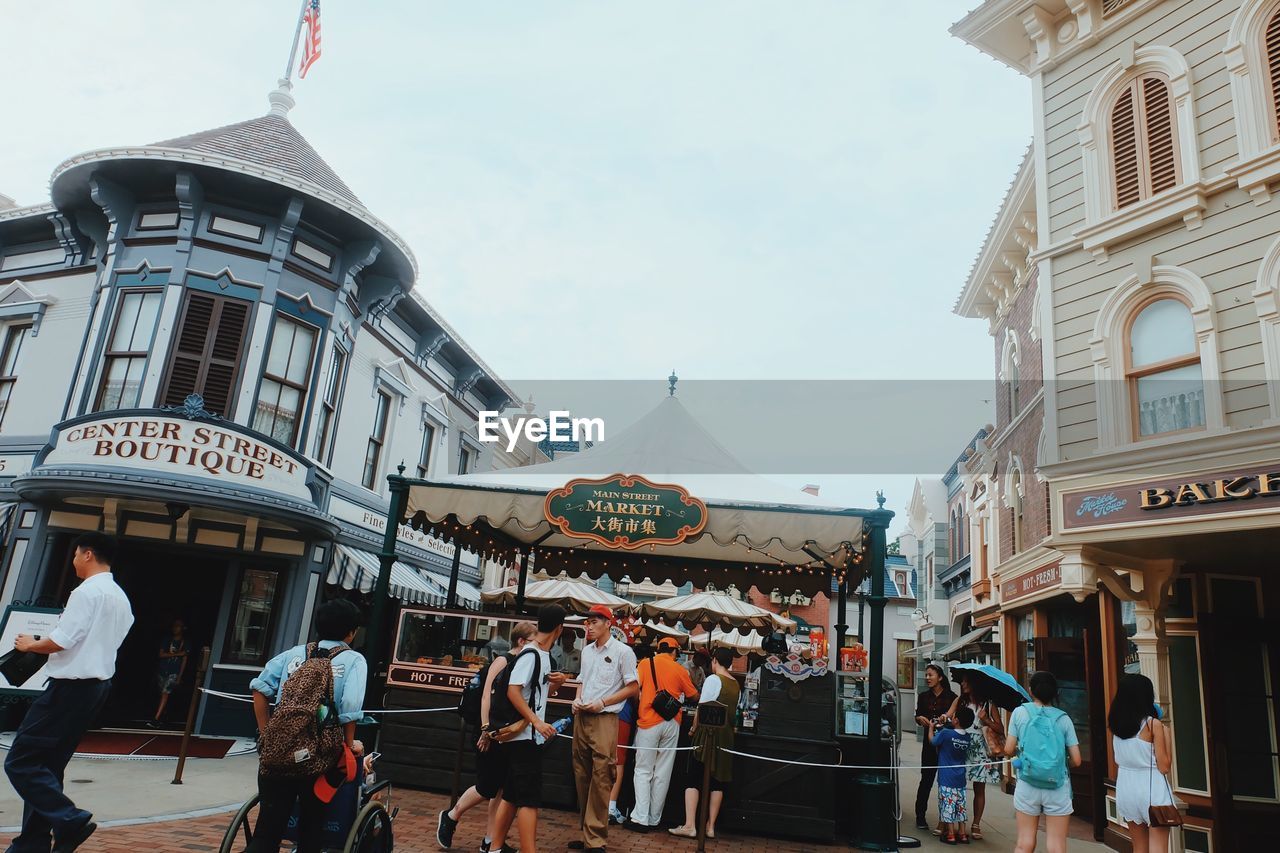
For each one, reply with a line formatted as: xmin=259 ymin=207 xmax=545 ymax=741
xmin=437 ymin=809 xmax=458 ymax=849
xmin=623 ymin=820 xmax=650 ymax=833
xmin=52 ymin=820 xmax=96 ymax=853
xmin=914 ymin=816 xmax=929 ymax=830
xmin=480 ymin=845 xmax=518 ymax=853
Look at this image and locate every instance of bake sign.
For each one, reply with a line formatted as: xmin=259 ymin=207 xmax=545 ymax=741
xmin=1062 ymin=464 xmax=1280 ymax=528
xmin=41 ymin=415 xmax=312 ymax=501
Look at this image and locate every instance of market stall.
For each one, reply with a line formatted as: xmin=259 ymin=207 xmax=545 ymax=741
xmin=366 ymin=393 xmax=896 ymax=844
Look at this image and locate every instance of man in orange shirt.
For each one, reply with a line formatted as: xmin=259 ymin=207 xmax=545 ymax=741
xmin=625 ymin=637 xmax=698 ymax=832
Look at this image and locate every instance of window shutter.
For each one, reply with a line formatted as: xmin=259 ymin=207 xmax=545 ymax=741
xmin=1267 ymin=9 xmax=1280 ymax=140
xmin=162 ymin=294 xmax=215 ymax=407
xmin=1141 ymin=77 xmax=1177 ymax=195
xmin=161 ymin=293 xmax=250 ymax=415
xmin=1111 ymin=85 xmax=1141 ymax=209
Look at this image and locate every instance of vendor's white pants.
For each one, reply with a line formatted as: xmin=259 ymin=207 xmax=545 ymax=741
xmin=630 ymin=718 xmax=680 ymax=827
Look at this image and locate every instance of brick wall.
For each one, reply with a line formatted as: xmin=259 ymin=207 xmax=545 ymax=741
xmin=746 ymin=586 xmax=831 ymax=630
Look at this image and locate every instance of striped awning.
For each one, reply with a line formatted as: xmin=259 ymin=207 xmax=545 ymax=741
xmin=937 ymin=626 xmax=994 ymax=660
xmin=327 ymin=545 xmax=446 ymax=605
xmin=423 ymin=569 xmax=482 ymax=605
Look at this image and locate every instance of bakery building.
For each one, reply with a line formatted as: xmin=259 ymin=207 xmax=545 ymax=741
xmin=0 ymin=83 xmax=509 ymax=735
xmin=952 ymin=0 xmax=1280 ymax=848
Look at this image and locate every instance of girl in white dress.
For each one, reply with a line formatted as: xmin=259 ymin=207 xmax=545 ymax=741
xmin=1108 ymin=674 xmax=1173 ymax=853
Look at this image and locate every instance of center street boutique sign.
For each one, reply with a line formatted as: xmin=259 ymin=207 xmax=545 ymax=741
xmin=39 ymin=411 xmax=312 ymax=502
xmin=1062 ymin=462 xmax=1280 ymax=530
xmin=1001 ymin=562 xmax=1062 ymax=603
xmin=543 ymin=473 xmax=707 ymax=550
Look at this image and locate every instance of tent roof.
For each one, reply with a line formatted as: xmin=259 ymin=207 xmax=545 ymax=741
xmin=403 ymin=397 xmax=876 ymax=596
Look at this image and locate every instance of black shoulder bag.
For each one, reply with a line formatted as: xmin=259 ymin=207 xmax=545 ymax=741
xmin=649 ymin=657 xmax=682 ymax=721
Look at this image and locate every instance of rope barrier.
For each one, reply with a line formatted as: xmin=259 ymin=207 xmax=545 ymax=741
xmin=718 ymin=746 xmax=1003 ymax=772
xmin=555 ymin=732 xmax=697 ymax=751
xmin=199 ymin=688 xmax=1000 ymax=768
xmin=198 ymin=688 xmax=458 ymax=715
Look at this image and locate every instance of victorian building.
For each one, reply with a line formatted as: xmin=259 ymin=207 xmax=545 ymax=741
xmin=0 ymin=84 xmax=514 ymax=735
xmin=954 ymin=0 xmax=1280 ymax=848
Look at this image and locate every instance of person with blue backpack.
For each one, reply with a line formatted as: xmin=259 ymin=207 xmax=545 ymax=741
xmin=1003 ymin=671 xmax=1082 ymax=853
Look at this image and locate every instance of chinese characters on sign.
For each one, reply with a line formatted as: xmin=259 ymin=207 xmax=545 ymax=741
xmin=543 ymin=473 xmax=707 ymax=550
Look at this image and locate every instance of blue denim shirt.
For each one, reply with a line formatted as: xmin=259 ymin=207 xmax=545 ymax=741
xmin=249 ymin=641 xmax=367 ymax=725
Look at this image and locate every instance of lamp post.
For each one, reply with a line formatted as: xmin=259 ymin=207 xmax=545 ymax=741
xmin=367 ymin=464 xmax=410 ymax=707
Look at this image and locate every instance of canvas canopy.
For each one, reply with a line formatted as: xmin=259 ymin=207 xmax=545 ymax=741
xmin=402 ymin=396 xmax=870 ymax=597
xmin=480 ymin=578 xmax=632 ymax=615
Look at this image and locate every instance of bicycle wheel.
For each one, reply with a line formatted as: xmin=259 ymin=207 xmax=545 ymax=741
xmin=343 ymin=800 xmax=393 ymax=852
xmin=218 ymin=794 xmax=261 ymax=853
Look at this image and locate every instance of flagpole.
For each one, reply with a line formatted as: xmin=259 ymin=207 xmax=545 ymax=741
xmin=282 ymin=0 xmax=310 ymax=84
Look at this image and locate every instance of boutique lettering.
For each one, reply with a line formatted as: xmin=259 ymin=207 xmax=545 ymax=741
xmin=62 ymin=418 xmax=299 ymax=482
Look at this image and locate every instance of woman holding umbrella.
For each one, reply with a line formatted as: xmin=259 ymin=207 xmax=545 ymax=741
xmin=946 ymin=671 xmax=1006 ymax=840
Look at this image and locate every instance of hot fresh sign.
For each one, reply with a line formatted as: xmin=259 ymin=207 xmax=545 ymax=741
xmin=544 ymin=473 xmax=707 ymax=550
xmin=1001 ymin=562 xmax=1062 ymax=603
xmin=42 ymin=415 xmax=312 ymax=502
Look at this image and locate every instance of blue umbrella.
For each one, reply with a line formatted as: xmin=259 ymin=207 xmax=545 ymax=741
xmin=949 ymin=663 xmax=1032 ymax=711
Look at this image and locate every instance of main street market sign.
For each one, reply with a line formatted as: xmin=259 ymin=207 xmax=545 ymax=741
xmin=1062 ymin=463 xmax=1280 ymax=530
xmin=543 ymin=473 xmax=707 ymax=550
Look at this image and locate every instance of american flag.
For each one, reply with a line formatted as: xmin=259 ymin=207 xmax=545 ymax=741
xmin=299 ymin=0 xmax=322 ymax=79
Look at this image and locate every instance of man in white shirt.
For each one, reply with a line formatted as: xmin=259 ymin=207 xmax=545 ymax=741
xmin=5 ymin=533 xmax=134 ymax=853
xmin=568 ymin=605 xmax=638 ymax=853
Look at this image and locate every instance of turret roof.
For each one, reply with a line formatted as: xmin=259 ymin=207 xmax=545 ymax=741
xmin=151 ymin=113 xmax=360 ymax=206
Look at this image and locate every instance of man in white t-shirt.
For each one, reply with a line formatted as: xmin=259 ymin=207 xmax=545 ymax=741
xmin=488 ymin=604 xmax=567 ymax=853
xmin=569 ymin=605 xmax=638 ymax=852
xmin=6 ymin=533 xmax=134 ymax=853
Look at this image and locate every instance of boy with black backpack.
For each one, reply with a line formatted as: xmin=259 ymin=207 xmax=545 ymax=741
xmin=485 ymin=604 xmax=567 ymax=853
xmin=248 ymin=599 xmax=367 ymax=853
xmin=437 ymin=620 xmax=537 ymax=852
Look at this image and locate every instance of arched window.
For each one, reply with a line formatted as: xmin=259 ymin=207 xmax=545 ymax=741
xmin=1109 ymin=74 xmax=1179 ymax=209
xmin=1009 ymin=466 xmax=1025 ymax=555
xmin=1265 ymin=6 xmax=1280 ymax=141
xmin=1001 ymin=331 xmax=1021 ymax=420
xmin=1126 ymin=298 xmax=1206 ymax=437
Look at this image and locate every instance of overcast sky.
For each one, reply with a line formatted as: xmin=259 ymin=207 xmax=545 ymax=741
xmin=2 ymin=1 xmax=1030 ymax=526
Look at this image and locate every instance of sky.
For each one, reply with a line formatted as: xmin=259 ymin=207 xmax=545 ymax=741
xmin=1 ymin=1 xmax=1030 ymax=530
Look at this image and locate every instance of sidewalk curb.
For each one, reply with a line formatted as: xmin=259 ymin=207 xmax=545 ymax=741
xmin=0 ymin=801 xmax=243 ymax=833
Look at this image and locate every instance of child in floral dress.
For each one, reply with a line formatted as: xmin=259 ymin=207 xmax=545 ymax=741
xmin=930 ymin=705 xmax=976 ymax=845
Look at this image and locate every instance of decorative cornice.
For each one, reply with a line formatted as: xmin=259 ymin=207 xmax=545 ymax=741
xmin=50 ymin=146 xmax=418 ymax=278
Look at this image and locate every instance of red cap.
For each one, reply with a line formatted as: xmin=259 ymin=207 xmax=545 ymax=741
xmin=657 ymin=637 xmax=680 ymax=650
xmin=585 ymin=604 xmax=614 ymax=622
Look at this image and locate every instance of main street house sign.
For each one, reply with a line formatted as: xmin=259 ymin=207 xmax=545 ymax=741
xmin=1062 ymin=462 xmax=1280 ymax=530
xmin=543 ymin=473 xmax=707 ymax=550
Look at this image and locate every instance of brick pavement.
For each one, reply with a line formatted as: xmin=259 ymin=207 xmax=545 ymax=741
xmin=1 ymin=786 xmax=849 ymax=852
xmin=0 ymin=780 xmax=1112 ymax=851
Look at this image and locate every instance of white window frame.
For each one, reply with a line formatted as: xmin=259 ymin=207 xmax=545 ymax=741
xmin=1166 ymin=628 xmax=1212 ymax=797
xmin=1089 ymin=264 xmax=1223 ymax=450
xmin=1251 ymin=234 xmax=1280 ymax=422
xmin=1075 ymin=44 xmax=1204 ymax=261
xmin=1224 ymin=0 xmax=1280 ymax=202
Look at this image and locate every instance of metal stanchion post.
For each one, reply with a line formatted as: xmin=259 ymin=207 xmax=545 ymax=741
xmin=450 ymin=719 xmax=468 ymax=807
xmin=172 ymin=646 xmax=211 ymax=785
xmin=695 ymin=748 xmax=712 ymax=853
xmin=894 ymin=729 xmax=921 ymax=848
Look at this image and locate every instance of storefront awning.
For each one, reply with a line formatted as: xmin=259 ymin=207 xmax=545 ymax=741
xmin=422 ymin=569 xmax=482 ymax=605
xmin=402 ymin=397 xmax=874 ymax=597
xmin=937 ymin=626 xmax=994 ymax=660
xmin=328 ymin=545 xmax=446 ymax=606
